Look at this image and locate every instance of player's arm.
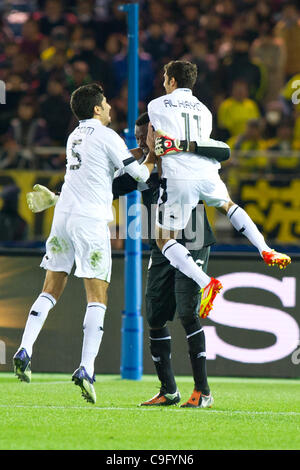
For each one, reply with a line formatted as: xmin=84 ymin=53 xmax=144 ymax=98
xmin=154 ymin=130 xmax=231 ymax=162
xmin=112 ymin=126 xmax=158 ymax=198
xmin=107 ymin=131 xmax=154 ymax=183
xmin=26 ymin=184 xmax=59 ymax=213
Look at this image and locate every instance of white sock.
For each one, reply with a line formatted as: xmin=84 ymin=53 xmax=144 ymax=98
xmin=228 ymin=205 xmax=271 ymax=255
xmin=162 ymin=240 xmax=211 ymax=288
xmin=19 ymin=292 xmax=56 ymax=357
xmin=80 ymin=303 xmax=106 ymax=378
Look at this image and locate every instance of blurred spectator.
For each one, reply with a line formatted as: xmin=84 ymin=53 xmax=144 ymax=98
xmin=112 ymin=49 xmax=154 ymax=102
xmin=143 ymin=24 xmax=173 ymax=65
xmin=40 ymin=26 xmax=74 ymax=64
xmin=40 ymin=78 xmax=71 ymax=145
xmin=70 ymin=32 xmax=115 ymax=97
xmin=227 ymin=119 xmax=268 ymax=169
xmin=263 ymin=100 xmax=286 ymax=139
xmin=217 ymin=79 xmax=261 ymax=139
xmin=95 ymin=0 xmax=127 ymax=48
xmin=0 ymin=73 xmax=28 ymax=136
xmin=76 ymin=0 xmax=98 ymax=31
xmin=183 ymin=42 xmax=218 ymax=109
xmin=219 ymin=35 xmax=266 ymax=101
xmin=251 ymin=26 xmax=286 ymax=104
xmin=36 ymin=0 xmax=77 ymax=36
xmin=2 ymin=42 xmax=20 ymax=64
xmin=37 ymin=49 xmax=69 ymax=95
xmin=65 ymin=60 xmax=92 ymax=94
xmin=0 ymin=185 xmax=28 ymax=242
xmin=200 ymin=11 xmax=222 ymax=52
xmin=267 ymin=119 xmax=300 ymax=151
xmin=275 ymin=2 xmax=300 ymax=78
xmin=1 ymin=97 xmax=50 ymax=169
xmin=266 ymin=119 xmax=300 ymax=174
xmin=179 ymin=3 xmax=200 ymax=34
xmin=20 ymin=19 xmax=43 ymax=62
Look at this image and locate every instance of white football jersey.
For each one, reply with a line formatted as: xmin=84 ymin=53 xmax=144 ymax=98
xmin=148 ymin=88 xmax=220 ymax=179
xmin=55 ymin=118 xmax=138 ymax=222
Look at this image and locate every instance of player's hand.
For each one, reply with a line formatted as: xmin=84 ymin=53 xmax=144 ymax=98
xmin=146 ymin=122 xmax=155 ymax=153
xmin=154 ymin=129 xmax=186 ymax=157
xmin=26 ymin=184 xmax=58 ymax=213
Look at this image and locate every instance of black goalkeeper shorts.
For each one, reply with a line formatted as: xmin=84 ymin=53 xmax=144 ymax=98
xmin=145 ymin=245 xmax=211 ymax=329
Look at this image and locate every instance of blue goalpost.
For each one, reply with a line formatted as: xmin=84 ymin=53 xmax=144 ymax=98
xmin=119 ymin=3 xmax=143 ymax=380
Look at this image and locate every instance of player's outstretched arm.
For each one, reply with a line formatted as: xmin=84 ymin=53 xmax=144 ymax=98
xmin=154 ymin=129 xmax=230 ymax=162
xmin=26 ymin=184 xmax=59 ymax=213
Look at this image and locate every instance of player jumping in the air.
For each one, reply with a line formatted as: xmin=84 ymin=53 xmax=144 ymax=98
xmin=13 ymin=84 xmax=155 ymax=404
xmin=147 ymin=60 xmax=291 ymax=318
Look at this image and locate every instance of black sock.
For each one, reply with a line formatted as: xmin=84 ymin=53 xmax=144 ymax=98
xmin=149 ymin=326 xmax=177 ymax=394
xmin=182 ymin=317 xmax=210 ymax=395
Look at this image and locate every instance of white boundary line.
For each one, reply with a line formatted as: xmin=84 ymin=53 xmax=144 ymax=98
xmin=0 ymin=404 xmax=299 ymax=416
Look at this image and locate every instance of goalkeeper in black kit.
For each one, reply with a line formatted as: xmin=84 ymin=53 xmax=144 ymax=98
xmin=26 ymin=112 xmax=229 ymax=408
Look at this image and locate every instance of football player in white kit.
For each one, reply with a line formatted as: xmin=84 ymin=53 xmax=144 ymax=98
xmin=148 ymin=61 xmax=291 ymax=319
xmin=13 ymin=83 xmax=154 ymax=403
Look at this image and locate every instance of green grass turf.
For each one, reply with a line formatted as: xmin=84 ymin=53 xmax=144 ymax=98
xmin=0 ymin=373 xmax=299 ymax=450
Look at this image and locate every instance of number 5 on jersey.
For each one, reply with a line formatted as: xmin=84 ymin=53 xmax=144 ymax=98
xmin=70 ymin=139 xmax=82 ymax=170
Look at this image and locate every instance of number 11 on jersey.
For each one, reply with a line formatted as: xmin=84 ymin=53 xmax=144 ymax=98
xmin=181 ymin=112 xmax=202 ymax=141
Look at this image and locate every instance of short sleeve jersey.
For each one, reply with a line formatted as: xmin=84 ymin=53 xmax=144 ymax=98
xmin=148 ymin=88 xmax=220 ymax=179
xmin=56 ymin=118 xmax=133 ymax=222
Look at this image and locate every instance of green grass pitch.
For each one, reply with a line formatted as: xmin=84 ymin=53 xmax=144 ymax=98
xmin=0 ymin=373 xmax=299 ymax=450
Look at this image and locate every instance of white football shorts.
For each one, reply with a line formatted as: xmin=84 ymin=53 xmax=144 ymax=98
xmin=156 ymin=173 xmax=230 ymax=231
xmin=40 ymin=211 xmax=112 ymax=282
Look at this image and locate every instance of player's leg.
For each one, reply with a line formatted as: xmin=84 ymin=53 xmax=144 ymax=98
xmin=218 ymin=200 xmax=291 ymax=269
xmin=155 ymin=179 xmax=222 ymax=318
xmin=72 ymin=278 xmax=108 ymax=404
xmin=71 ymin=217 xmax=112 ymax=404
xmin=175 ymin=246 xmax=213 ymax=408
xmin=140 ymin=250 xmax=180 ymax=406
xmin=80 ymin=278 xmax=108 ymax=379
xmin=13 ymin=211 xmax=73 ymax=382
xmin=14 ymin=270 xmax=68 ymax=383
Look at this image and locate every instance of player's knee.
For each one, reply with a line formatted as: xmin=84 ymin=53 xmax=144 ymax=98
xmin=180 ymin=315 xmax=200 ymax=330
xmin=155 ymin=238 xmax=165 ymax=252
xmin=221 ymin=199 xmax=235 ymax=214
xmin=180 ymin=316 xmax=206 ymax=355
xmin=148 ymin=322 xmax=167 ymax=330
xmin=43 ymin=271 xmax=68 ymax=301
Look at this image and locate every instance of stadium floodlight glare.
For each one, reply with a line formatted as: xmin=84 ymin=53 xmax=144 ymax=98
xmin=118 ymin=3 xmax=143 ymax=381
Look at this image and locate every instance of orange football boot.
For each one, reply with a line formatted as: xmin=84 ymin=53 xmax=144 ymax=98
xmin=262 ymin=250 xmax=291 ymax=269
xmin=181 ymin=390 xmax=214 ymax=408
xmin=140 ymin=390 xmax=181 ymax=406
xmin=199 ymin=278 xmax=223 ymax=318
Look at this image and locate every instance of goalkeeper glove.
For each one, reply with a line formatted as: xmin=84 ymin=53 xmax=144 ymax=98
xmin=26 ymin=184 xmax=59 ymax=213
xmin=154 ymin=129 xmax=189 ymax=157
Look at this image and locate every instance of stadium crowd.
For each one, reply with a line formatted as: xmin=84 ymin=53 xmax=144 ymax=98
xmin=0 ymin=0 xmax=300 ymax=172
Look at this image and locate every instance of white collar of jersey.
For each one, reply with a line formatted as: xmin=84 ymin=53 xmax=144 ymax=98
xmin=171 ymin=88 xmax=192 ymax=94
xmin=79 ymin=118 xmax=103 ymax=126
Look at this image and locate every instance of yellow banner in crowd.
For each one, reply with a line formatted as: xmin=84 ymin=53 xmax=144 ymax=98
xmin=241 ymin=179 xmax=300 ymax=243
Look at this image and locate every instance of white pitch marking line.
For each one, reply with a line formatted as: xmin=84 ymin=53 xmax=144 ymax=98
xmin=0 ymin=404 xmax=299 ymax=416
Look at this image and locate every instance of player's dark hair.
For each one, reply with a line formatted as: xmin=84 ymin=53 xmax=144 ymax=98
xmin=70 ymin=83 xmax=104 ymax=120
xmin=164 ymin=60 xmax=197 ymax=90
xmin=135 ymin=112 xmax=149 ymax=127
